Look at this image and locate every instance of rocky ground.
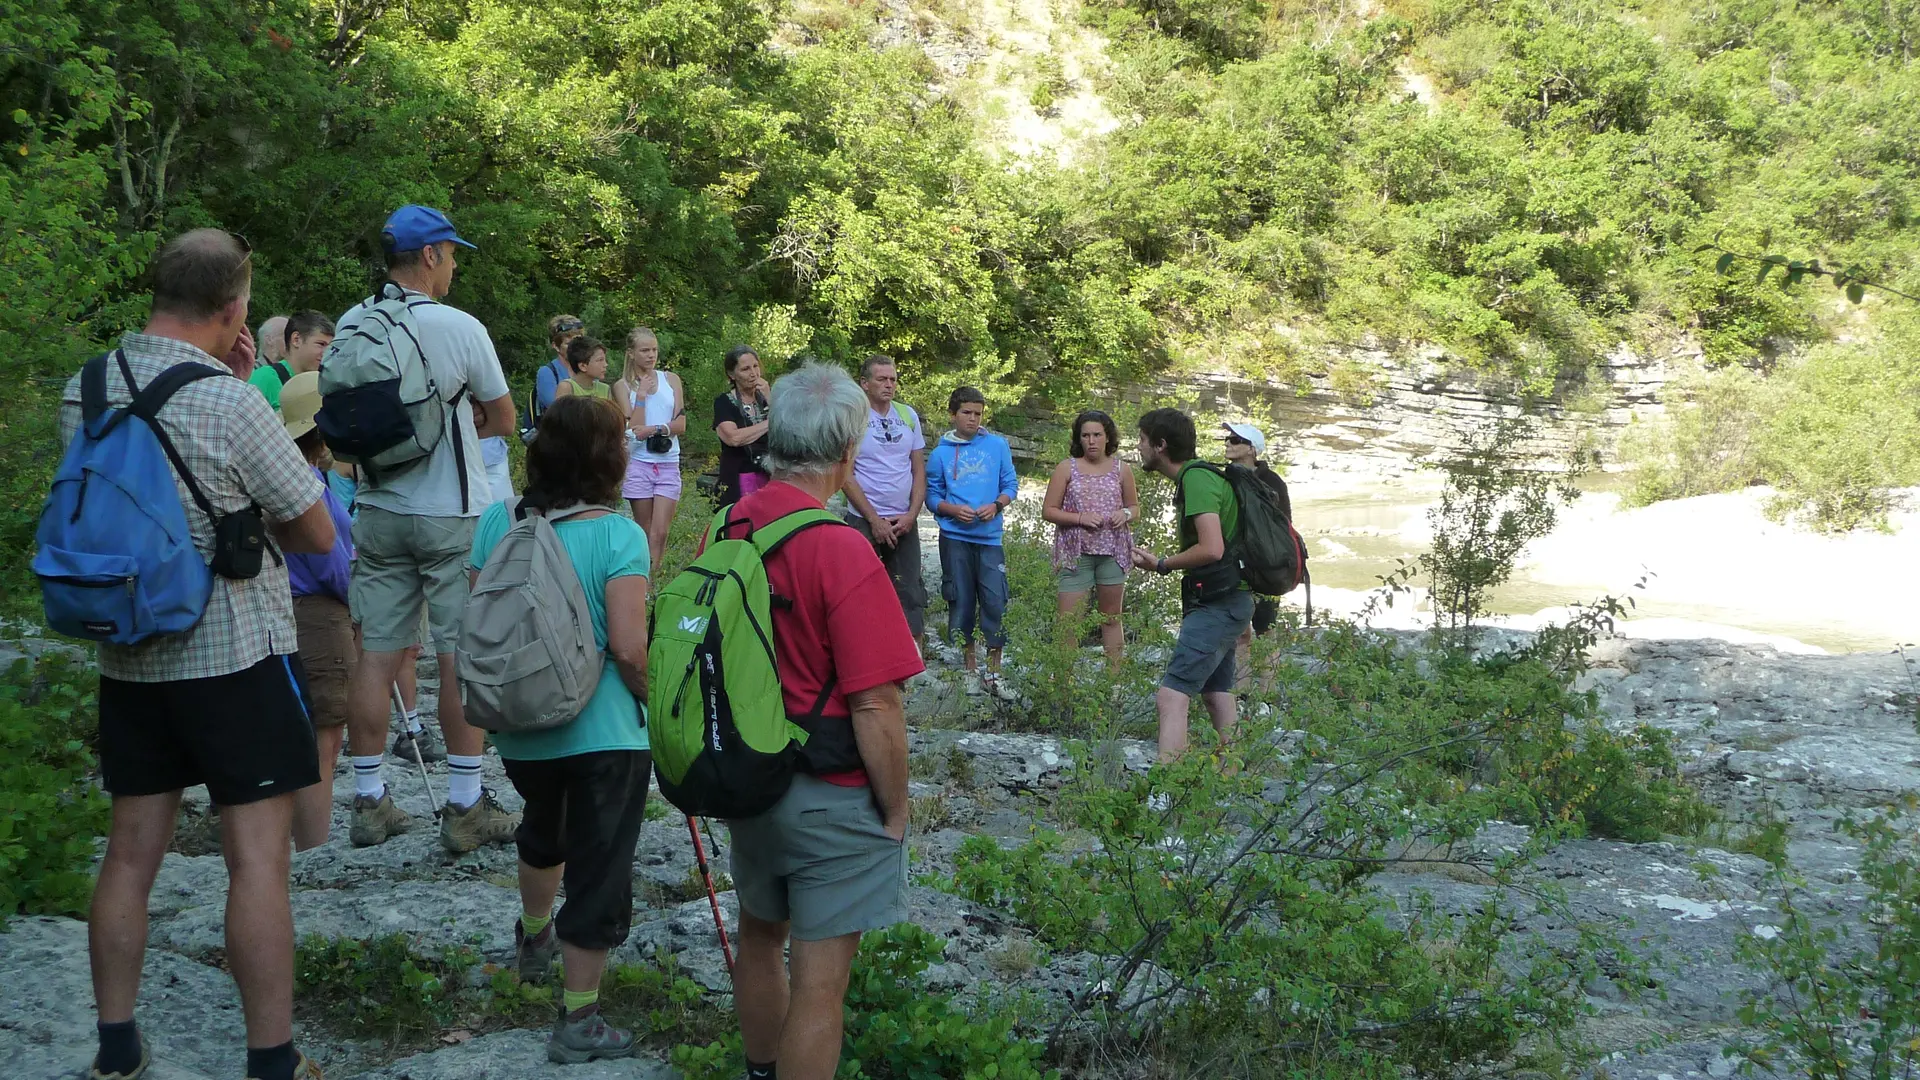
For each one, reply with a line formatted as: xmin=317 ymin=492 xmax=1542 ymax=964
xmin=2 ymin=633 xmax=1915 ymax=1079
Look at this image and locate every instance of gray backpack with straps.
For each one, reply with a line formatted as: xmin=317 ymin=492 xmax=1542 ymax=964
xmin=457 ymin=500 xmax=605 ymax=732
xmin=316 ymin=283 xmax=470 ymax=507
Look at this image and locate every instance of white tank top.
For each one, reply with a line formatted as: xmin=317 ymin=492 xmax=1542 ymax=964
xmin=629 ymin=372 xmax=680 ymax=462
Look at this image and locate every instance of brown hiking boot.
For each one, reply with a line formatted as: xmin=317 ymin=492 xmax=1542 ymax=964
xmin=515 ymin=916 xmax=559 ymax=983
xmin=439 ymin=789 xmax=520 ymax=854
xmin=349 ymin=790 xmax=414 ymax=847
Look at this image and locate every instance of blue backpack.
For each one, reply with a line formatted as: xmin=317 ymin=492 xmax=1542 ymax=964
xmin=33 ymin=351 xmax=225 ymax=645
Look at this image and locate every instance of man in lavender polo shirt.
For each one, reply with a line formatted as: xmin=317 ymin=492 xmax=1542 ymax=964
xmin=840 ymin=354 xmax=928 ymax=645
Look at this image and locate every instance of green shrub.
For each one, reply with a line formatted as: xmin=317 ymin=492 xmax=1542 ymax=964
xmin=1620 ymin=366 xmax=1772 ymax=507
xmin=0 ymin=652 xmax=108 ymax=924
xmin=1736 ymin=808 xmax=1920 ymax=1079
xmin=1758 ymin=329 xmax=1920 ymax=533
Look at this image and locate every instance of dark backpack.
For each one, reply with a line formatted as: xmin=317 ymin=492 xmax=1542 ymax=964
xmin=1189 ymin=461 xmax=1310 ymax=597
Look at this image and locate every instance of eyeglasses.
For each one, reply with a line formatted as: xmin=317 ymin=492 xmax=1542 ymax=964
xmin=230 ymin=232 xmax=253 ymax=274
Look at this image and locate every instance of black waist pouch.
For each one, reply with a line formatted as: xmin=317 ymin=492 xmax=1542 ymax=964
xmin=1181 ymin=556 xmax=1241 ymax=611
xmin=212 ymin=507 xmax=268 ymax=579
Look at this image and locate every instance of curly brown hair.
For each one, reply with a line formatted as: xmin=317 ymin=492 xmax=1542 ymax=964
xmin=525 ymin=395 xmax=626 ymax=509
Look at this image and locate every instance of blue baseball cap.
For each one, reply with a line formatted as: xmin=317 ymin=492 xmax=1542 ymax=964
xmin=382 ymin=205 xmax=477 ymax=253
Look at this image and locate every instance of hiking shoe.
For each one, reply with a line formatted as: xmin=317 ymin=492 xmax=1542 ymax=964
xmin=547 ymin=1003 xmax=635 ymax=1064
xmin=516 ymin=917 xmax=559 ymax=984
xmin=247 ymin=1051 xmax=324 ymax=1080
xmin=389 ymin=725 xmax=445 ymax=764
xmin=1145 ymin=792 xmax=1171 ymax=813
xmin=982 ymin=672 xmax=1018 ymax=702
xmin=964 ymin=673 xmax=985 ymax=697
xmin=349 ymin=790 xmax=414 ymax=847
xmin=88 ymin=1035 xmax=149 ymax=1080
xmin=440 ymin=789 xmax=520 ymax=854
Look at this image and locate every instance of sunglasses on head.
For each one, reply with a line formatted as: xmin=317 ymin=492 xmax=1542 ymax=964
xmin=555 ymin=318 xmax=584 ymax=333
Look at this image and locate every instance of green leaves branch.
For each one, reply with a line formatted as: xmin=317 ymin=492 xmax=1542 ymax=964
xmin=1697 ymin=235 xmax=1920 ymax=306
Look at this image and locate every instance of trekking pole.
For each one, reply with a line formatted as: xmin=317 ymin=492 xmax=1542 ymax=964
xmin=686 ymin=816 xmax=734 ymax=972
xmin=392 ymin=682 xmax=442 ymax=821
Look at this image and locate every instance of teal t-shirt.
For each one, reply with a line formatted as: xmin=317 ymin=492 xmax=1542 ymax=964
xmin=467 ymin=503 xmax=651 ymax=760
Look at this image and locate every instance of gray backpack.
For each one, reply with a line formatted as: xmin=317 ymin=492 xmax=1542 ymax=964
xmin=315 ymin=283 xmax=470 ymax=509
xmin=457 ymin=500 xmax=604 ymax=732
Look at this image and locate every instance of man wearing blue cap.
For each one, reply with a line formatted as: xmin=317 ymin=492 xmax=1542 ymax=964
xmin=335 ymin=205 xmax=522 ymax=853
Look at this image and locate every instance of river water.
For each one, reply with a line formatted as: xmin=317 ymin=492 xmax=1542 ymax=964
xmin=1293 ymin=475 xmax=1920 ymax=655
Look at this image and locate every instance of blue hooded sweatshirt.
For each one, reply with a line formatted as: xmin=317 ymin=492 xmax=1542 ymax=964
xmin=926 ymin=428 xmax=1019 ymax=544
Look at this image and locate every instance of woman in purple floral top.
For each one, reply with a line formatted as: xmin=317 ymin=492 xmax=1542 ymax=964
xmin=1041 ymin=410 xmax=1140 ymax=670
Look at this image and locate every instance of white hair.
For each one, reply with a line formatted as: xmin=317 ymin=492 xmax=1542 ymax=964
xmin=764 ymin=362 xmax=866 ymax=479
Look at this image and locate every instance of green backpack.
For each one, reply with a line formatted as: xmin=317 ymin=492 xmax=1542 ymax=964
xmin=649 ymin=506 xmax=849 ymax=819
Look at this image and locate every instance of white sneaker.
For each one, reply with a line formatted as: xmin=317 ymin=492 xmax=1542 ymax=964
xmin=964 ymin=673 xmax=986 ymax=697
xmin=982 ymin=673 xmax=1018 ymax=702
xmin=1146 ymin=793 xmax=1171 ymax=812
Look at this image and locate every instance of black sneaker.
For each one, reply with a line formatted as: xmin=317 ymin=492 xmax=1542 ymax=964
xmin=390 ymin=725 xmax=445 ymax=764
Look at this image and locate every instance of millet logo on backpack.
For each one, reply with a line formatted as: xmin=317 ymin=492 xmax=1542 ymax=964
xmin=678 ymin=615 xmax=709 ymax=635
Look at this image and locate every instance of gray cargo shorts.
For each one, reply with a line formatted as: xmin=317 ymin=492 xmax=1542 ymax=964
xmin=727 ymin=774 xmax=908 ymax=941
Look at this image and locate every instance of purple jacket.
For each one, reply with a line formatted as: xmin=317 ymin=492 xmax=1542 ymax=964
xmin=287 ymin=469 xmax=354 ymax=603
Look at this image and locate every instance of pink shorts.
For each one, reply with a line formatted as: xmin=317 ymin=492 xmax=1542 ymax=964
xmin=622 ymin=458 xmax=683 ymax=501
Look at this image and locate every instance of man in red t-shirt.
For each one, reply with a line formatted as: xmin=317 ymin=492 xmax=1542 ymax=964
xmin=712 ymin=362 xmax=924 ymax=1080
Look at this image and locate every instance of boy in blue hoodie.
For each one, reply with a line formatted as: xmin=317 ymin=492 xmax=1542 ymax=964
xmin=926 ymin=386 xmax=1020 ymax=699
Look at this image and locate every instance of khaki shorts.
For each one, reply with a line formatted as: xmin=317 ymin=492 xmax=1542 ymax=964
xmin=293 ymin=594 xmax=356 ymax=729
xmin=1057 ymin=552 xmax=1126 ymax=592
xmin=349 ymin=506 xmax=476 ymax=654
xmin=728 ymin=774 xmax=908 ymax=941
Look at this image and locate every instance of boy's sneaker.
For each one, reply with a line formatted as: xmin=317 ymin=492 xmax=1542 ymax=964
xmin=88 ymin=1035 xmax=149 ymax=1080
xmin=390 ymin=725 xmax=445 ymax=764
xmin=963 ymin=673 xmax=985 ymax=697
xmin=516 ymin=918 xmax=559 ymax=984
xmin=440 ymin=789 xmax=521 ymax=853
xmin=547 ymin=1003 xmax=635 ymax=1064
xmin=349 ymin=791 xmax=414 ymax=847
xmin=247 ymin=1051 xmax=324 ymax=1079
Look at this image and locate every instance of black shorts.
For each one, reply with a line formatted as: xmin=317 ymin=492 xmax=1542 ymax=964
xmin=1252 ymin=598 xmax=1280 ymax=637
xmin=99 ymin=654 xmax=320 ymax=807
xmin=503 ymin=750 xmax=651 ymax=951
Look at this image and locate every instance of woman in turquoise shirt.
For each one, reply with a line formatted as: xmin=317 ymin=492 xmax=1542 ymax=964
xmin=467 ymin=395 xmax=652 ymax=1065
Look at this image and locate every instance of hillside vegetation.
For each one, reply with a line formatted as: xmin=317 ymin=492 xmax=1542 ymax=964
xmin=5 ymin=0 xmax=1919 ymax=595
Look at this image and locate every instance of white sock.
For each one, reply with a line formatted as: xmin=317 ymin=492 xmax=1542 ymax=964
xmin=352 ymin=756 xmax=385 ymax=800
xmin=446 ymin=755 xmax=483 ymax=809
xmin=403 ymin=709 xmax=423 ymax=734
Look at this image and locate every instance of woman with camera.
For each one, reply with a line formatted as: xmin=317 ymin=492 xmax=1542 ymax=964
xmin=615 ymin=326 xmax=684 ymax=563
xmin=711 ymin=345 xmax=770 ymax=507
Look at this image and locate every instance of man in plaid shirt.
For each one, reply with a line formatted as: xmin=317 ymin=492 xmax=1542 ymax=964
xmin=62 ymin=229 xmax=338 ymax=1080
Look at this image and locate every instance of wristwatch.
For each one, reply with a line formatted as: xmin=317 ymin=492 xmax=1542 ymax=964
xmin=1156 ymin=557 xmax=1168 ymax=574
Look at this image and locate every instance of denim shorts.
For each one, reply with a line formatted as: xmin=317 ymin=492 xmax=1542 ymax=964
xmin=1162 ymin=590 xmax=1255 ymax=696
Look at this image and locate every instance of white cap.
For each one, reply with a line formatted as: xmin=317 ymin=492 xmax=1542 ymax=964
xmin=1221 ymin=422 xmax=1265 ymax=456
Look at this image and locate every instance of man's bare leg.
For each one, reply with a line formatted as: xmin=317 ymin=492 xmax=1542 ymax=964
xmin=1155 ymin=686 xmax=1191 ymax=762
xmin=219 ymin=794 xmax=297 ymax=1050
xmin=90 ymin=792 xmax=183 ymax=1024
xmin=779 ymin=932 xmax=863 ymax=1080
xmin=735 ymin=912 xmax=791 ymax=1068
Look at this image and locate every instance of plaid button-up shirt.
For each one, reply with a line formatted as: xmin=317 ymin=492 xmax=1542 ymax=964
xmin=59 ymin=332 xmax=325 ymax=683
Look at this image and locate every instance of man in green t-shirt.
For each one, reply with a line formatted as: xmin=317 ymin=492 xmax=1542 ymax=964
xmin=1130 ymin=407 xmax=1254 ymax=763
xmin=247 ymin=310 xmax=334 ymax=410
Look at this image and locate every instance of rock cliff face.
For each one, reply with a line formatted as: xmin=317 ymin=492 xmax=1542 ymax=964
xmin=996 ymin=342 xmax=1685 ymax=473
xmin=0 ymin=632 xmax=1907 ymax=1080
